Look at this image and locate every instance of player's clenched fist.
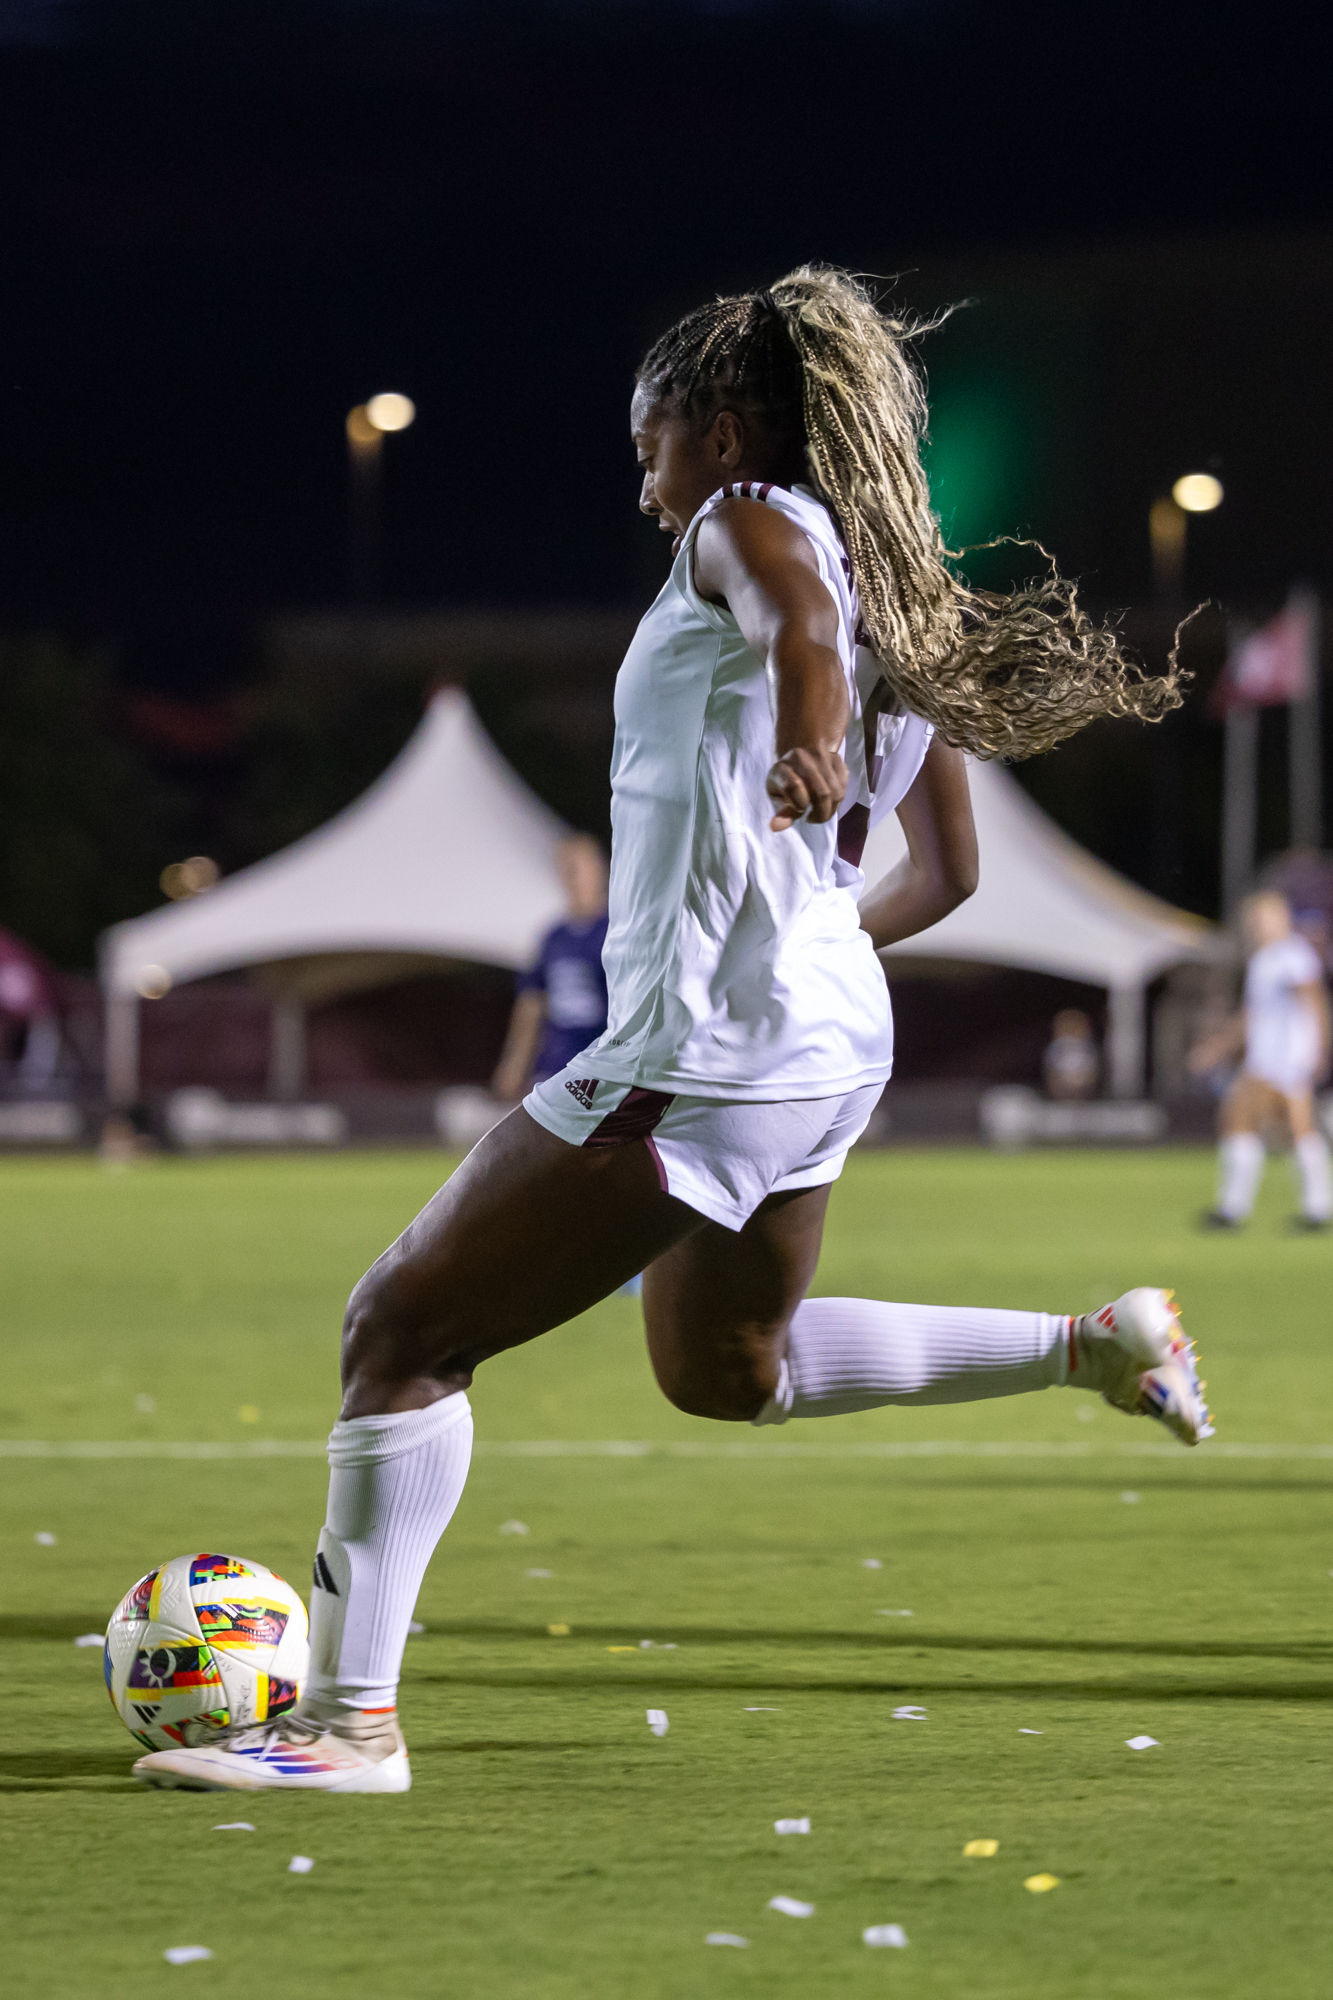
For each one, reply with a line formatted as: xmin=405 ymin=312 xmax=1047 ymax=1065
xmin=766 ymin=746 xmax=849 ymax=832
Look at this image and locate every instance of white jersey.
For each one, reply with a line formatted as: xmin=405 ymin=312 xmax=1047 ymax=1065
xmin=580 ymin=481 xmax=933 ymax=1101
xmin=1244 ymin=933 xmax=1324 ymax=1092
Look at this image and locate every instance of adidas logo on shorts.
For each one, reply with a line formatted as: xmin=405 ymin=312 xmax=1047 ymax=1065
xmin=563 ymin=1078 xmax=598 ymax=1110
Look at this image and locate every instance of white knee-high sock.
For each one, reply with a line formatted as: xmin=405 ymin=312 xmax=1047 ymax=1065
xmin=1217 ymin=1132 xmax=1265 ymax=1220
xmin=1293 ymin=1131 xmax=1333 ymax=1221
xmin=304 ymin=1392 xmax=473 ymax=1714
xmin=754 ymin=1299 xmax=1072 ymax=1422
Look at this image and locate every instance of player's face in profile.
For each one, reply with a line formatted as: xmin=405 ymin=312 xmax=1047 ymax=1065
xmin=632 ymin=388 xmax=735 ymax=550
xmin=1243 ymin=892 xmax=1291 ymax=952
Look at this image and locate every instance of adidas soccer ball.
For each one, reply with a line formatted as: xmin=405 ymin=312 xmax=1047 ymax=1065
xmin=103 ymin=1553 xmax=309 ymax=1751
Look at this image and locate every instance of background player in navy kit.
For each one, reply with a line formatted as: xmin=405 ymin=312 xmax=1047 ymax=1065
xmin=492 ymin=835 xmax=609 ymax=1100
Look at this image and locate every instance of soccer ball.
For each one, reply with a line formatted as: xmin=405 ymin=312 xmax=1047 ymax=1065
xmin=103 ymin=1553 xmax=309 ymax=1751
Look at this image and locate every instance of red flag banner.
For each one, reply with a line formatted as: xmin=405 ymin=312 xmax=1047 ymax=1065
xmin=1211 ymin=591 xmax=1317 ymax=716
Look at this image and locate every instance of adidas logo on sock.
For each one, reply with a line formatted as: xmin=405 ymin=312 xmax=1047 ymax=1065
xmin=312 ymin=1552 xmax=340 ymax=1595
xmin=564 ymin=1077 xmax=598 ymax=1110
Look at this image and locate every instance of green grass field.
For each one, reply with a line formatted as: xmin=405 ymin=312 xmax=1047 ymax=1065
xmin=3 ymin=1145 xmax=1332 ymax=1999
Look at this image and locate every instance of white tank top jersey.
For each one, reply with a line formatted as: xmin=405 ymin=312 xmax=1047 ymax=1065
xmin=1244 ymin=932 xmax=1325 ymax=1090
xmin=580 ymin=481 xmax=934 ymax=1101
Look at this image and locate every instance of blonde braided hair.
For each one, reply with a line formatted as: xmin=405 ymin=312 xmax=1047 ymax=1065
xmin=638 ymin=265 xmax=1184 ymax=759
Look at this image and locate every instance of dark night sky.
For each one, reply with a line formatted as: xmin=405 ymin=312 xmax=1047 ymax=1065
xmin=3 ymin=0 xmax=1331 ymax=686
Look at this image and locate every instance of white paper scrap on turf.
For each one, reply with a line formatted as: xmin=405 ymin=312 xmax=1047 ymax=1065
xmin=1120 ymin=1491 xmax=1141 ymax=1504
xmin=213 ymin=1823 xmax=256 ymax=1832
xmin=1019 ymin=1729 xmax=1044 ymax=1735
xmin=164 ymin=1948 xmax=213 ymax=1965
xmin=745 ymin=1706 xmax=779 ymax=1712
xmin=34 ymin=1531 xmax=56 ymax=1545
xmin=647 ymin=1709 xmax=669 ymax=1736
xmin=500 ymin=1520 xmax=529 ymax=1535
xmin=526 ymin=1568 xmax=553 ymax=1578
xmin=892 ymin=1705 xmax=926 ymax=1720
xmin=768 ymin=1896 xmax=815 ymax=1918
xmin=74 ymin=1633 xmax=104 ymax=1647
xmin=864 ymin=1924 xmax=908 ymax=1948
xmin=877 ymin=1608 xmax=913 ymax=1617
xmin=1126 ymin=1735 xmax=1159 ymax=1750
xmin=775 ymin=1818 xmax=811 ymax=1835
xmin=862 ymin=1558 xmax=883 ymax=1568
xmin=705 ymin=1933 xmax=749 ymax=1947
xmin=288 ymin=1856 xmax=315 ymax=1874
xmin=407 ymin=1621 xmax=426 ymax=1636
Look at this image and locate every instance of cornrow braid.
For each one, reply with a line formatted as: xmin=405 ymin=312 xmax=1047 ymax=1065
xmin=637 ymin=267 xmax=1184 ymax=761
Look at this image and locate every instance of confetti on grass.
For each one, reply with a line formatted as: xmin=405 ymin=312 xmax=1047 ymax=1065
xmin=526 ymin=1568 xmax=553 ymax=1579
xmin=1019 ymin=1728 xmax=1044 ymax=1735
xmin=74 ymin=1633 xmax=103 ymax=1648
xmin=500 ymin=1521 xmax=529 ymax=1536
xmin=892 ymin=1706 xmax=926 ymax=1721
xmin=34 ymin=1532 xmax=56 ymax=1546
xmin=705 ymin=1933 xmax=749 ymax=1947
xmin=1126 ymin=1735 xmax=1159 ymax=1751
xmin=288 ymin=1856 xmax=315 ymax=1875
xmin=963 ymin=1839 xmax=999 ymax=1857
xmin=1120 ymin=1491 xmax=1141 ymax=1504
xmin=164 ymin=1948 xmax=213 ymax=1965
xmin=1024 ymin=1874 xmax=1060 ymax=1893
xmin=407 ymin=1621 xmax=426 ymax=1636
xmin=774 ymin=1818 xmax=810 ymax=1835
xmin=213 ymin=1823 xmax=255 ymax=1833
xmin=646 ymin=1709 xmax=669 ymax=1737
xmin=768 ymin=1896 xmax=815 ymax=1918
xmin=863 ymin=1924 xmax=908 ymax=1948
xmin=547 ymin=1624 xmax=570 ymax=1637
xmin=861 ymin=1558 xmax=883 ymax=1569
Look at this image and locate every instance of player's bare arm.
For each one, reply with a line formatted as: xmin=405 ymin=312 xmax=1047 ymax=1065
xmin=491 ymin=988 xmax=546 ymax=1101
xmin=858 ymin=738 xmax=978 ymax=950
xmin=1188 ymin=1014 xmax=1247 ymax=1074
xmin=1299 ymin=980 xmax=1331 ymax=1079
xmin=693 ymin=498 xmax=849 ymax=831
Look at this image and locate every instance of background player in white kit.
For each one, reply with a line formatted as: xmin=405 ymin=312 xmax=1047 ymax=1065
xmin=1191 ymin=889 xmax=1332 ymax=1229
xmin=135 ymin=267 xmax=1212 ymax=1796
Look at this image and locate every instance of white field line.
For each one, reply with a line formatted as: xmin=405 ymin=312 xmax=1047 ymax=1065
xmin=2 ymin=1438 xmax=1333 ymax=1461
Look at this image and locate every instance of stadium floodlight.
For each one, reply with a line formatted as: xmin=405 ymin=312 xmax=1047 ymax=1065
xmin=1172 ymin=472 xmax=1223 ymax=513
xmin=346 ymin=404 xmax=379 ymax=447
xmin=133 ymin=963 xmax=173 ymax=1000
xmin=160 ymin=856 xmax=220 ymax=901
xmin=365 ymin=392 xmax=416 ymax=433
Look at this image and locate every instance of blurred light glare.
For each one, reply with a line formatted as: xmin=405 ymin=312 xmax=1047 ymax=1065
xmin=346 ymin=404 xmax=379 ymax=447
xmin=365 ymin=392 xmax=415 ymax=433
xmin=1172 ymin=473 xmax=1224 ymax=513
xmin=134 ymin=964 xmax=172 ymax=1000
xmin=160 ymin=856 xmax=220 ymax=900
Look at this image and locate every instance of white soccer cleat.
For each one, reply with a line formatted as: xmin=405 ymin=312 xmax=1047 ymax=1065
xmin=133 ymin=1710 xmax=411 ymax=1793
xmin=1073 ymin=1287 xmax=1214 ymax=1447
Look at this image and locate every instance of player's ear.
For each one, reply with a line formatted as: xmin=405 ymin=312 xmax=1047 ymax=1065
xmin=709 ymin=408 xmax=745 ymax=468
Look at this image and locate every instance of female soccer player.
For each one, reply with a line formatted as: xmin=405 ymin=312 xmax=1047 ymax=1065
xmin=1191 ymin=889 xmax=1332 ymax=1228
xmin=137 ymin=269 xmax=1212 ymax=1794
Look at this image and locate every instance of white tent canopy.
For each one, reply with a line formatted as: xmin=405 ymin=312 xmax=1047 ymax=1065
xmin=101 ymin=690 xmax=570 ymax=1103
xmin=863 ymin=756 xmax=1217 ymax=1094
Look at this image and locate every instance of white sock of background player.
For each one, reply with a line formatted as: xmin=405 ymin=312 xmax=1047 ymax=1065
xmin=1293 ymin=1130 xmax=1333 ymax=1222
xmin=755 ymin=1300 xmax=1077 ymax=1421
xmin=303 ymin=1392 xmax=472 ymax=1721
xmin=1216 ymin=1132 xmax=1265 ymax=1221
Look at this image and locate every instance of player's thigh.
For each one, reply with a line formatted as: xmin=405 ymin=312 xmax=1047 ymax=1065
xmin=642 ymin=1183 xmax=831 ymax=1420
xmin=346 ymin=1108 xmax=703 ymax=1380
xmin=1284 ymin=1088 xmax=1317 ymax=1139
xmin=1221 ymin=1075 xmax=1282 ymax=1134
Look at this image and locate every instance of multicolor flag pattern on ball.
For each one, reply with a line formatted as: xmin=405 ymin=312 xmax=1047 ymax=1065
xmin=103 ymin=1553 xmax=309 ymax=1751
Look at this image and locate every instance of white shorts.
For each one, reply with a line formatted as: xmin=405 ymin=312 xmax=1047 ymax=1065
xmin=523 ymin=1059 xmax=884 ymax=1231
